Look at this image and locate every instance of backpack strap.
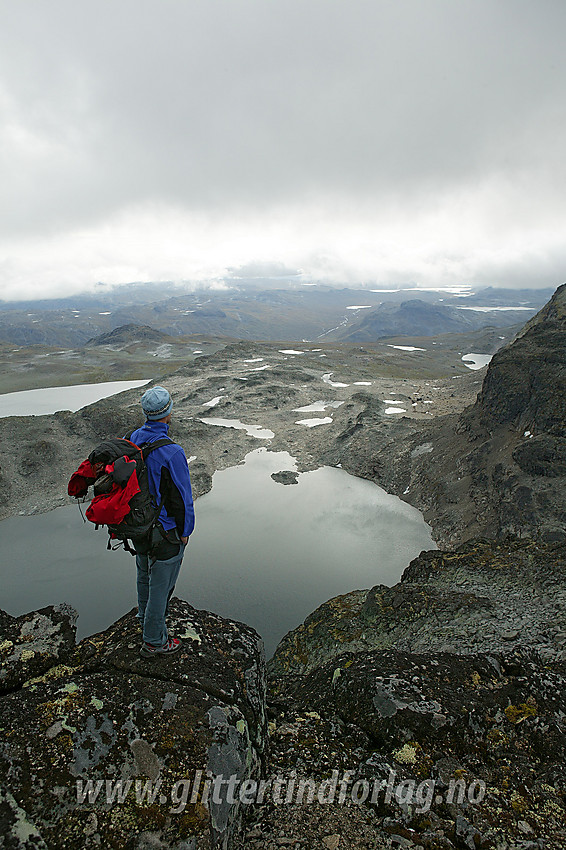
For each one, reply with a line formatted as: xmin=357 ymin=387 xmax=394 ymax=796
xmin=140 ymin=438 xmax=175 ymax=458
xmin=123 ymin=432 xmax=175 ymax=458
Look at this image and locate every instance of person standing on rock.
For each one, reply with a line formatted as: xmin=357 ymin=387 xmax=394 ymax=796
xmin=129 ymin=386 xmax=195 ymax=658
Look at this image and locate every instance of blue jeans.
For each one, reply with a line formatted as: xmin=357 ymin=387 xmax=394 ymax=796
xmin=136 ymin=544 xmax=186 ymax=646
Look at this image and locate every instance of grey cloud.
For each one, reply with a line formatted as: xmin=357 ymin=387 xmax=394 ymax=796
xmin=227 ymin=262 xmax=301 ymax=279
xmin=2 ymin=1 xmax=565 ymax=229
xmin=1 ymin=0 xmax=565 ymax=293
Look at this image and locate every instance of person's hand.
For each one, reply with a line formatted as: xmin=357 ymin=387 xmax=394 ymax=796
xmin=180 ymin=536 xmax=188 ymax=545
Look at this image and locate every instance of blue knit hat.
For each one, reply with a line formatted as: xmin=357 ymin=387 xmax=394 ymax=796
xmin=141 ymin=386 xmax=173 ymax=420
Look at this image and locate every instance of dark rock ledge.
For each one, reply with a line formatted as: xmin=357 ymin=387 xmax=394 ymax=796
xmin=0 ymin=599 xmax=266 ymax=850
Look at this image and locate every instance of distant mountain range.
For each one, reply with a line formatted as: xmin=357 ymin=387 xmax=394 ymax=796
xmin=0 ymin=284 xmax=552 ymax=347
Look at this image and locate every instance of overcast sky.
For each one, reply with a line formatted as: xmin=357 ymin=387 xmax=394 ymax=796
xmin=1 ymin=0 xmax=565 ymax=300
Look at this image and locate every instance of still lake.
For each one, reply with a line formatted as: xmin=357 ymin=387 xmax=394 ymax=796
xmin=0 ymin=380 xmax=150 ymax=418
xmin=0 ymin=447 xmax=435 ymax=657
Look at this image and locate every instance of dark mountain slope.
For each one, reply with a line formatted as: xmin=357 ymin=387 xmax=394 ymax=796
xmin=335 ymin=299 xmax=533 ymax=341
xmin=333 ymin=285 xmax=566 ymax=546
xmin=413 ymin=283 xmax=566 ymax=543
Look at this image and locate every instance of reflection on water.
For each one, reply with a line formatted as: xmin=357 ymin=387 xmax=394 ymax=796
xmin=0 ymin=448 xmax=435 ymax=657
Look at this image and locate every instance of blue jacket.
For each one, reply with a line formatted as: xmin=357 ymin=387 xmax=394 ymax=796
xmin=128 ymin=421 xmax=195 ymax=539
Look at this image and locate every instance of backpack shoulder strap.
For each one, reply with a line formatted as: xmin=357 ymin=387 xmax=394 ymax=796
xmin=140 ymin=438 xmax=175 ymax=458
xmin=123 ymin=432 xmax=175 ymax=458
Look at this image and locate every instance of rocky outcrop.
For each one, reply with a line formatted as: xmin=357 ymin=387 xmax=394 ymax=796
xmin=270 ymin=470 xmax=299 ymax=485
xmin=0 ymin=603 xmax=77 ymax=694
xmin=86 ymin=324 xmax=173 ymax=346
xmin=420 ymin=283 xmax=566 ymax=545
xmin=259 ymin=537 xmax=566 ymax=847
xmin=0 ymin=599 xmax=267 ymax=849
xmin=269 ymin=537 xmax=566 ymax=675
xmin=258 ymin=538 xmax=566 ymax=849
xmin=252 ymin=650 xmax=566 ymax=850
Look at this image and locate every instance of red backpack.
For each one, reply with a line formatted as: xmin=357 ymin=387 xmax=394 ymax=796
xmin=68 ymin=436 xmax=173 ymax=554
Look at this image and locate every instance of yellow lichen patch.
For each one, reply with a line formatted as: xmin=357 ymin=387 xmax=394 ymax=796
xmin=510 ymin=792 xmax=529 ymax=815
xmin=38 ymin=690 xmax=84 ymax=729
xmin=20 ymin=649 xmax=35 ymax=662
xmin=540 ymin=799 xmax=565 ymax=819
xmin=53 ymin=731 xmax=75 ymax=752
xmin=0 ymin=640 xmax=14 ymax=652
xmin=393 ymin=743 xmax=418 ymax=765
xmin=470 ymin=671 xmax=481 ymax=687
xmin=110 ymin=795 xmax=168 ymax=835
xmin=539 ymin=783 xmax=557 ymax=794
xmin=23 ymin=665 xmax=75 ymax=689
xmin=504 ymin=703 xmax=537 ymax=724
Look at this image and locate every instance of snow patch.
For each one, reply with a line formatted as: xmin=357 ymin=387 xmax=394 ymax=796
xmin=322 ymin=373 xmax=349 ymax=388
xmin=456 ymin=306 xmax=535 ymax=312
xmin=200 ymin=417 xmax=274 ymax=439
xmin=293 ymin=401 xmax=344 ymax=413
xmin=387 ymin=345 xmax=426 ymax=352
xmin=295 ymin=417 xmax=333 ymax=427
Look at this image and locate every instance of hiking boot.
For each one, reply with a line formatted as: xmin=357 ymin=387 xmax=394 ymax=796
xmin=140 ymin=637 xmax=181 ymax=658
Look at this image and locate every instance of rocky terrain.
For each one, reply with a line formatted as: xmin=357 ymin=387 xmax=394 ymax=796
xmin=1 ymin=285 xmax=565 ymax=847
xmin=269 ymin=537 xmax=566 ymax=676
xmin=0 ymin=328 xmax=224 ymax=394
xmin=0 ymin=599 xmax=267 ymax=849
xmin=0 ymin=328 xmax=493 ymax=521
xmin=402 ymin=284 xmax=566 ymax=547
